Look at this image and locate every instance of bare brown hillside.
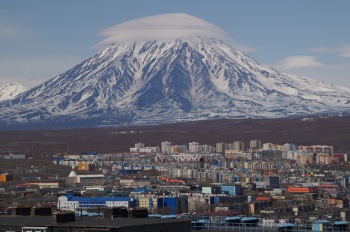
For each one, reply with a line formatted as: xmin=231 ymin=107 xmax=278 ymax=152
xmin=0 ymin=116 xmax=349 ymax=155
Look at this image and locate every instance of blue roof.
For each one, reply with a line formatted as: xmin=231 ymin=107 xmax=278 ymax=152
xmin=333 ymin=221 xmax=349 ymax=225
xmin=225 ymin=216 xmax=242 ymax=221
xmin=277 ymin=223 xmax=296 ymax=227
xmin=241 ymin=217 xmax=259 ymax=222
xmin=68 ymin=196 xmax=130 ymax=203
xmin=197 ymin=220 xmax=207 ymax=223
xmin=130 ymin=188 xmax=153 ymax=194
xmin=161 ymin=215 xmax=178 ymax=219
xmin=64 ymin=194 xmax=77 ymax=200
xmin=148 ymin=214 xmax=162 ymax=218
xmin=314 ymin=220 xmax=330 ymax=224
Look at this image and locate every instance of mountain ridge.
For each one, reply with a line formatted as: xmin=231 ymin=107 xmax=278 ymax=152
xmin=0 ymin=83 xmax=27 ymax=101
xmin=0 ymin=38 xmax=349 ymax=129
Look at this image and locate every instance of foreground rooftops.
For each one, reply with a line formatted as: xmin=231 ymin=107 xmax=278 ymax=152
xmin=0 ymin=216 xmax=191 ymax=229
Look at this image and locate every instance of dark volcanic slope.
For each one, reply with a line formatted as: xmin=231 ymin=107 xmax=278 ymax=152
xmin=0 ymin=116 xmax=349 ymax=155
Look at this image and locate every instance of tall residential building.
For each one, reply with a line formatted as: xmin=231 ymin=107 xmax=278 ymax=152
xmin=189 ymin=142 xmax=199 ymax=153
xmin=198 ymin=144 xmax=215 ymax=154
xmin=226 ymin=143 xmax=234 ymax=150
xmin=161 ymin=141 xmax=172 ymax=153
xmin=171 ymin=145 xmax=187 ymax=153
xmin=283 ymin=143 xmax=296 ymax=151
xmin=250 ymin=140 xmax=262 ymax=149
xmin=233 ymin=141 xmax=244 ymax=151
xmin=296 ymin=145 xmax=334 ymax=156
xmin=262 ymin=143 xmax=274 ymax=150
xmin=216 ymin=142 xmax=226 ymax=154
xmin=130 ymin=143 xmax=145 ymax=152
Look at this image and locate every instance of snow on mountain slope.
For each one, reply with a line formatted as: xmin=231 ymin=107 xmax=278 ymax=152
xmin=0 ymin=13 xmax=349 ymax=129
xmin=0 ymin=37 xmax=349 ymax=129
xmin=0 ymin=83 xmax=27 ymax=101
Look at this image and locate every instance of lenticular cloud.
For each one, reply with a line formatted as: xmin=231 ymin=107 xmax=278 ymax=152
xmin=95 ymin=13 xmax=230 ymax=47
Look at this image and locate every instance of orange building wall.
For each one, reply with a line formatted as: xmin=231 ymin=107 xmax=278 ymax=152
xmin=78 ymin=163 xmax=89 ymax=171
xmin=0 ymin=174 xmax=13 ymax=182
xmin=287 ymin=187 xmax=309 ymax=193
xmin=0 ymin=175 xmax=6 ymax=182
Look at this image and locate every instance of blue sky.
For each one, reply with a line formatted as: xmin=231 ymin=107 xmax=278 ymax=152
xmin=0 ymin=0 xmax=349 ymax=88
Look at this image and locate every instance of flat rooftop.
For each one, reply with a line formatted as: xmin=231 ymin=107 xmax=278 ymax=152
xmin=0 ymin=216 xmax=191 ymax=229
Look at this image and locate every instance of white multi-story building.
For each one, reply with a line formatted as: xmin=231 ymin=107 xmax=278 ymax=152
xmin=130 ymin=143 xmax=145 ymax=152
xmin=171 ymin=145 xmax=187 ymax=153
xmin=161 ymin=141 xmax=172 ymax=153
xmin=66 ymin=170 xmax=105 ymax=187
xmin=215 ymin=142 xmax=226 ymax=154
xmin=297 ymin=145 xmax=334 ymax=156
xmin=189 ymin=142 xmax=199 ymax=153
xmin=198 ymin=144 xmax=215 ymax=154
xmin=233 ymin=141 xmax=245 ymax=151
xmin=250 ymin=140 xmax=262 ymax=149
xmin=139 ymin=146 xmax=159 ymax=153
xmin=188 ymin=195 xmax=211 ymax=213
xmin=57 ymin=195 xmax=133 ymax=211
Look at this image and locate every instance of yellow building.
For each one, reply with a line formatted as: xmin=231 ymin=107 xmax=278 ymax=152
xmin=78 ymin=162 xmax=89 ymax=171
xmin=138 ymin=197 xmax=157 ymax=212
xmin=0 ymin=173 xmax=13 ymax=182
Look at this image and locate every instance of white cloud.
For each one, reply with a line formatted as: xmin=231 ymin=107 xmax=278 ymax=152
xmin=95 ymin=13 xmax=229 ymax=47
xmin=94 ymin=13 xmax=256 ymax=53
xmin=94 ymin=13 xmax=255 ymax=52
xmin=310 ymin=44 xmax=350 ymax=58
xmin=272 ymin=56 xmax=350 ymax=87
xmin=275 ymin=56 xmax=324 ymax=70
xmin=279 ymin=63 xmax=350 ymax=88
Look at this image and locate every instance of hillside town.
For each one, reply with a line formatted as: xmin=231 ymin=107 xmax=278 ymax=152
xmin=1 ymin=138 xmax=350 ymax=231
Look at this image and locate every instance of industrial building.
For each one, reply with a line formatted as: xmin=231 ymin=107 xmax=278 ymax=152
xmin=57 ymin=195 xmax=136 ymax=211
xmin=66 ymin=170 xmax=105 ymax=186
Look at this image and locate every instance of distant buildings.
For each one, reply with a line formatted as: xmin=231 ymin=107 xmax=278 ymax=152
xmin=188 ymin=142 xmax=199 ymax=153
xmin=161 ymin=141 xmax=172 ymax=153
xmin=297 ymin=145 xmax=334 ymax=156
xmin=58 ymin=195 xmax=136 ymax=211
xmin=250 ymin=140 xmax=262 ymax=149
xmin=130 ymin=143 xmax=144 ymax=152
xmin=216 ymin=142 xmax=226 ymax=154
xmin=221 ymin=185 xmax=241 ymax=196
xmin=0 ymin=153 xmax=25 ymax=159
xmin=66 ymin=170 xmax=105 ymax=187
xmin=233 ymin=141 xmax=244 ymax=151
xmin=0 ymin=173 xmax=13 ymax=182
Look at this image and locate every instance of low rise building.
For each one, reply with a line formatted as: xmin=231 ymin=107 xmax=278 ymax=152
xmin=0 ymin=173 xmax=13 ymax=182
xmin=58 ymin=195 xmax=136 ymax=211
xmin=66 ymin=170 xmax=105 ymax=187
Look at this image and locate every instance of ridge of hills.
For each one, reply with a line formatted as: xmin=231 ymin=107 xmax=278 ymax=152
xmin=0 ymin=116 xmax=349 ymax=155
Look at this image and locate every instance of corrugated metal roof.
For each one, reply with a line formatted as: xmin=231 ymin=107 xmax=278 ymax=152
xmin=333 ymin=221 xmax=349 ymax=225
xmin=69 ymin=197 xmax=130 ymax=202
xmin=313 ymin=220 xmax=330 ymax=223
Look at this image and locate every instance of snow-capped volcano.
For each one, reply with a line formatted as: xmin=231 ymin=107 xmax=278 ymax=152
xmin=0 ymin=83 xmax=27 ymax=101
xmin=0 ymin=14 xmax=349 ymax=129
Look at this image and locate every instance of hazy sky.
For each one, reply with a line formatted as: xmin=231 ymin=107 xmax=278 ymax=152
xmin=0 ymin=0 xmax=349 ymax=88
